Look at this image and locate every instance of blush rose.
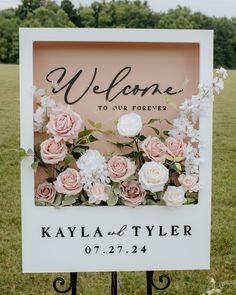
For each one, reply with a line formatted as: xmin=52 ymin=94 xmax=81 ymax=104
xmin=87 ymin=182 xmax=109 ymax=205
xmin=35 ymin=182 xmax=56 ymax=204
xmin=54 ymin=168 xmax=82 ymax=195
xmin=178 ymin=174 xmax=200 ymax=192
xmin=46 ymin=106 xmax=83 ymax=143
xmin=165 ymin=137 xmax=185 ymax=157
xmin=107 ymin=156 xmax=136 ymax=182
xmin=120 ymin=181 xmax=146 ymax=207
xmin=40 ymin=137 xmax=67 ymax=164
xmin=141 ymin=136 xmax=167 ymax=162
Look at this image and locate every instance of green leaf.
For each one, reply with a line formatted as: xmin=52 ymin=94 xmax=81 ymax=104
xmin=138 ymin=135 xmax=146 ymax=141
xmin=113 ymin=185 xmax=121 ymax=196
xmin=175 ymin=163 xmax=182 ymax=171
xmin=149 ymin=126 xmax=160 ymax=136
xmin=171 ymin=162 xmax=182 ymax=174
xmin=19 ymin=148 xmax=27 ymax=160
xmin=78 ymin=129 xmax=93 ymax=139
xmin=95 ymin=122 xmax=102 ymax=128
xmin=64 ymin=154 xmax=73 ymax=167
xmin=109 ymin=141 xmax=133 ymax=149
xmin=123 ymin=151 xmax=144 ymax=158
xmin=165 ymin=95 xmax=177 ymax=109
xmin=174 ymin=156 xmax=184 ymax=162
xmin=165 ymin=155 xmax=174 ymax=162
xmin=72 ymin=146 xmax=86 ymax=154
xmin=164 ymin=119 xmax=173 ymax=125
xmin=88 ymin=134 xmax=98 ymax=142
xmin=80 ymin=194 xmax=88 ymax=202
xmin=35 ymin=199 xmax=46 ymax=206
xmin=53 ymin=194 xmax=63 ymax=207
xmin=163 ymin=130 xmax=169 ymax=136
xmin=26 ymin=148 xmax=34 ymax=157
xmin=147 ymin=118 xmax=160 ymax=125
xmin=107 ymin=192 xmax=118 ymax=206
xmin=46 ymin=177 xmax=56 ymax=183
xmin=62 ymin=195 xmax=77 ymax=206
xmin=98 ymin=129 xmax=114 ymax=136
xmin=87 ymin=119 xmax=97 ymax=128
xmin=31 ymin=160 xmax=39 ymax=173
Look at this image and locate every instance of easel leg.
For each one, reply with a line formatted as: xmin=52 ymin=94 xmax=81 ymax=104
xmin=146 ymin=271 xmax=171 ymax=294
xmin=111 ymin=272 xmax=117 ymax=295
xmin=53 ymin=272 xmax=77 ymax=294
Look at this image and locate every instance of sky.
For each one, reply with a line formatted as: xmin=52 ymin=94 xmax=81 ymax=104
xmin=0 ymin=0 xmax=235 ymax=18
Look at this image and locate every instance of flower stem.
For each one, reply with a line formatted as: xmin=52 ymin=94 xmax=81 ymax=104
xmin=133 ymin=137 xmax=143 ymax=169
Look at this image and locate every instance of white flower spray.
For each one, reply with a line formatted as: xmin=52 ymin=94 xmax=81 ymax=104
xmin=169 ymin=68 xmax=228 ymax=179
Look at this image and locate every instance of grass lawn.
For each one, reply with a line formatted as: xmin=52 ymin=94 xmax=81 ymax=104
xmin=0 ymin=64 xmax=235 ymax=294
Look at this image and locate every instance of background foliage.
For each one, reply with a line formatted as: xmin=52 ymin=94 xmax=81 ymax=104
xmin=0 ymin=0 xmax=236 ymax=68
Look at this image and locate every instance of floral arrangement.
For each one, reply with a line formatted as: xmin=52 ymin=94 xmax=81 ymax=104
xmin=33 ymin=68 xmax=227 ymax=208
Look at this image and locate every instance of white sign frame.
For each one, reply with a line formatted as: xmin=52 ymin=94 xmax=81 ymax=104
xmin=20 ymin=28 xmax=213 ymax=273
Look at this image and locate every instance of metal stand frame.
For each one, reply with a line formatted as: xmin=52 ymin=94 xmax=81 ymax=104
xmin=53 ymin=271 xmax=170 ymax=294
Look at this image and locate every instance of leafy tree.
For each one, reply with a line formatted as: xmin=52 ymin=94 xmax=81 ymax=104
xmin=16 ymin=0 xmax=47 ymax=19
xmin=21 ymin=6 xmax=75 ymax=27
xmin=77 ymin=7 xmax=96 ymax=27
xmin=0 ymin=9 xmax=20 ymax=63
xmin=158 ymin=6 xmax=193 ymax=29
xmin=61 ymin=0 xmax=77 ymax=25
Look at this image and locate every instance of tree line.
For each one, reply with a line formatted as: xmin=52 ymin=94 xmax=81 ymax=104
xmin=0 ymin=0 xmax=236 ymax=68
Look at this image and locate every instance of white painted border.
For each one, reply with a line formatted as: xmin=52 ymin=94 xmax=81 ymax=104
xmin=20 ymin=28 xmax=213 ymax=273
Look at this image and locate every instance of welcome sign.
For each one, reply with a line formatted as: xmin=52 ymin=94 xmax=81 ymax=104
xmin=20 ymin=28 xmax=214 ymax=273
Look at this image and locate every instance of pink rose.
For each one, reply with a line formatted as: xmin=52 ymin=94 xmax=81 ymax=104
xmin=178 ymin=174 xmax=200 ymax=192
xmin=107 ymin=156 xmax=136 ymax=182
xmin=121 ymin=181 xmax=146 ymax=207
xmin=46 ymin=106 xmax=82 ymax=143
xmin=40 ymin=137 xmax=67 ymax=164
xmin=54 ymin=168 xmax=82 ymax=195
xmin=87 ymin=182 xmax=109 ymax=204
xmin=35 ymin=182 xmax=56 ymax=204
xmin=165 ymin=137 xmax=185 ymax=157
xmin=141 ymin=136 xmax=166 ymax=162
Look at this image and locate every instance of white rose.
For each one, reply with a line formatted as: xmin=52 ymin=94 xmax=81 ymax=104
xmin=87 ymin=182 xmax=109 ymax=205
xmin=138 ymin=161 xmax=169 ymax=193
xmin=117 ymin=112 xmax=142 ymax=137
xmin=178 ymin=174 xmax=200 ymax=192
xmin=163 ymin=186 xmax=186 ymax=206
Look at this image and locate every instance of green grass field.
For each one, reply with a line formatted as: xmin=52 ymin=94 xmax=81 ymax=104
xmin=0 ymin=64 xmax=235 ymax=295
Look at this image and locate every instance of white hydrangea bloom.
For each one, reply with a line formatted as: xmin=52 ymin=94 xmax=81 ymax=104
xmin=76 ymin=149 xmax=110 ymax=190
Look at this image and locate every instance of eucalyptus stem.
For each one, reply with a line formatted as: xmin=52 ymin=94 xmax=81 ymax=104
xmin=133 ymin=137 xmax=143 ymax=168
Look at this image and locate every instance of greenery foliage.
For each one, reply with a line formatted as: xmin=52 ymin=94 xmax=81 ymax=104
xmin=0 ymin=0 xmax=236 ymax=68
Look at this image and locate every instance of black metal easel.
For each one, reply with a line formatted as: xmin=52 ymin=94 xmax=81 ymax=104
xmin=53 ymin=271 xmax=170 ymax=294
